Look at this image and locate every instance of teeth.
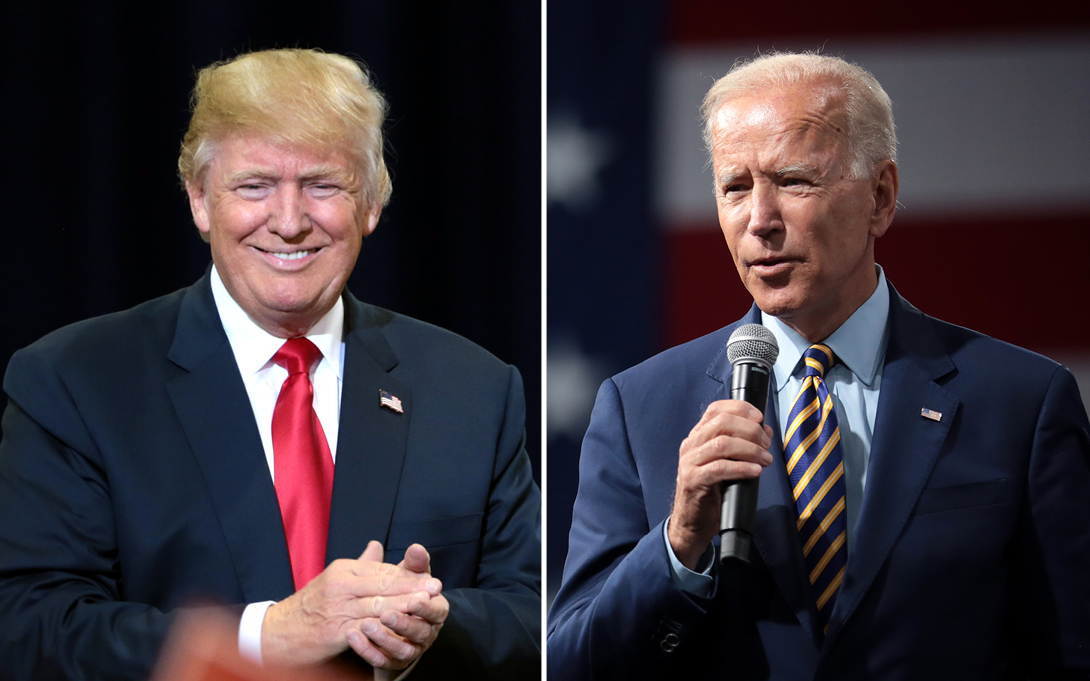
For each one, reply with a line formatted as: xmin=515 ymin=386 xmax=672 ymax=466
xmin=270 ymin=250 xmax=314 ymax=261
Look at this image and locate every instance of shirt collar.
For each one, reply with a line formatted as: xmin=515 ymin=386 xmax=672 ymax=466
xmin=210 ymin=265 xmax=344 ymax=379
xmin=762 ymin=265 xmax=890 ymax=392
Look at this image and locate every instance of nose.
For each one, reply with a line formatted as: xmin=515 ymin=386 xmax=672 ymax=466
xmin=747 ymin=180 xmax=782 ymax=236
xmin=267 ymin=185 xmax=310 ymax=239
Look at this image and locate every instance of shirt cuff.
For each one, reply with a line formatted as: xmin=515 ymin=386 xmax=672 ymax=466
xmin=238 ymin=601 xmax=276 ymax=664
xmin=663 ymin=517 xmax=715 ymax=598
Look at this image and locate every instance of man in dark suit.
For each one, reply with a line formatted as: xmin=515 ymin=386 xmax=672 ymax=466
xmin=0 ymin=49 xmax=539 ymax=680
xmin=548 ymin=52 xmax=1090 ymax=679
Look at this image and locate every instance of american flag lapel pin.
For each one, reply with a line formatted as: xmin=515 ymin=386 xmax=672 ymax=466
xmin=920 ymin=407 xmax=942 ymax=422
xmin=379 ymin=389 xmax=404 ymax=414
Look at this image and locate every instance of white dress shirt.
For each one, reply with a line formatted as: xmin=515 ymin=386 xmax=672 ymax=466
xmin=209 ymin=266 xmax=345 ymax=663
xmin=667 ymin=267 xmax=891 ymax=595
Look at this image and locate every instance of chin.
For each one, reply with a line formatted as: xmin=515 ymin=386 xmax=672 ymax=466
xmin=746 ymin=283 xmax=803 ymax=319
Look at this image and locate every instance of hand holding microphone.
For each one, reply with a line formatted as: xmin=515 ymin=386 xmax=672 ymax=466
xmin=720 ymin=324 xmax=779 ymax=562
xmin=667 ymin=324 xmax=779 ymax=570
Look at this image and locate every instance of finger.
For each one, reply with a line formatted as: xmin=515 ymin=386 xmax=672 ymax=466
xmin=360 ymin=540 xmax=384 ymax=563
xmin=361 ymin=618 xmax=419 ymax=663
xmin=358 ymin=573 xmax=437 ymax=597
xmin=688 ymin=456 xmax=765 ymax=486
xmin=685 ymin=436 xmax=772 ymax=469
xmin=682 ymin=417 xmax=768 ymax=464
xmin=698 ymin=400 xmax=765 ymax=427
xmin=347 ymin=627 xmax=391 ymax=669
xmin=349 ymin=590 xmax=430 ymax=619
xmin=350 ymin=549 xmax=439 ymax=582
xmin=379 ymin=610 xmax=435 ymax=644
xmin=398 ymin=544 xmax=431 ymax=575
xmin=343 ymin=563 xmax=441 ymax=601
xmin=688 ymin=410 xmax=771 ymax=451
xmin=406 ymin=593 xmax=449 ymax=625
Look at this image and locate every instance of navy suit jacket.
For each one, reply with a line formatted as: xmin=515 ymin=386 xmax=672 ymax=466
xmin=0 ymin=272 xmax=540 ymax=680
xmin=548 ymin=281 xmax=1090 ymax=680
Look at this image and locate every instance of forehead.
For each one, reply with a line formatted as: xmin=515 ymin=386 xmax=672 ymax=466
xmin=710 ymin=86 xmax=848 ymax=171
xmin=208 ymin=134 xmax=358 ymax=182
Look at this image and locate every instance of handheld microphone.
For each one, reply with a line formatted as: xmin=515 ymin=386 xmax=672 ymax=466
xmin=720 ymin=323 xmax=779 ymax=563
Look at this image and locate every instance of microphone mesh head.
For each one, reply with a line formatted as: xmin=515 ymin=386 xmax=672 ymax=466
xmin=727 ymin=323 xmax=779 ymax=368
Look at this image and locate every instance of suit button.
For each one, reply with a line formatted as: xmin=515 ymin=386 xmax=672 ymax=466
xmin=660 ymin=632 xmax=680 ymax=653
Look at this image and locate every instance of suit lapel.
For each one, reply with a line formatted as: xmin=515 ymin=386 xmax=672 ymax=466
xmin=165 ymin=275 xmax=294 ymax=602
xmin=325 ymin=297 xmax=412 ymax=562
xmin=823 ymin=284 xmax=959 ymax=644
xmin=714 ymin=307 xmax=824 ymax=645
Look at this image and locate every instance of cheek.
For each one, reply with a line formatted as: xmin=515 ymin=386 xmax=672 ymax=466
xmin=312 ymin=204 xmax=363 ymax=239
xmin=210 ymin=205 xmax=264 ymax=239
xmin=717 ymin=205 xmax=744 ymax=248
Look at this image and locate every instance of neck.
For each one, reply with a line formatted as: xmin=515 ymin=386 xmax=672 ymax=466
xmin=781 ymin=266 xmax=880 ymax=344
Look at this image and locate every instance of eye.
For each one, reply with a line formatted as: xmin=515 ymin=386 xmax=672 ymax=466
xmin=236 ymin=183 xmax=272 ymax=200
xmin=780 ymin=174 xmax=820 ymax=191
xmin=721 ymin=182 xmax=748 ymax=196
xmin=307 ymin=183 xmax=342 ymax=199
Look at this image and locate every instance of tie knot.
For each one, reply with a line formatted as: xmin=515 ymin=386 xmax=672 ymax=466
xmin=273 ymin=338 xmax=323 ymax=376
xmin=803 ymin=344 xmax=835 ymax=379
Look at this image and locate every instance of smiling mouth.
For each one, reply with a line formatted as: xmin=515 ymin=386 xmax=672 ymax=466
xmin=256 ymin=247 xmax=320 ymax=261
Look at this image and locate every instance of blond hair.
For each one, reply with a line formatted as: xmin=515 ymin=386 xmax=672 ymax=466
xmin=702 ymin=52 xmax=896 ymax=179
xmin=178 ymin=48 xmax=391 ymax=208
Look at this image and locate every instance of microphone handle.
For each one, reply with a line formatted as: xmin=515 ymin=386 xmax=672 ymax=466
xmin=720 ymin=362 xmax=771 ymax=563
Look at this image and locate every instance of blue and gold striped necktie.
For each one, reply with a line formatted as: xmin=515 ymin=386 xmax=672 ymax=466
xmin=784 ymin=344 xmax=847 ymax=632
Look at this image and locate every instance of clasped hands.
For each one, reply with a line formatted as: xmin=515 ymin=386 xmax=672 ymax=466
xmin=261 ymin=540 xmax=448 ymax=676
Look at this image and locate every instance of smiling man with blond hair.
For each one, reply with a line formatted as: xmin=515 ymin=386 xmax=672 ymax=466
xmin=0 ymin=48 xmax=539 ymax=681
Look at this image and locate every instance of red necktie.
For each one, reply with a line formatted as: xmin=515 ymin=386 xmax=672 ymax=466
xmin=271 ymin=338 xmax=335 ymax=591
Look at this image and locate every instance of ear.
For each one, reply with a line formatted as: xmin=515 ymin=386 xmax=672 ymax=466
xmin=362 ymin=204 xmax=382 ymax=237
xmin=868 ymin=160 xmax=898 ymax=239
xmin=185 ymin=179 xmax=212 ymax=238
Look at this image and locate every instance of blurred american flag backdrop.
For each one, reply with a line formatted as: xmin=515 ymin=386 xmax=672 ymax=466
xmin=547 ymin=0 xmax=1090 ymax=603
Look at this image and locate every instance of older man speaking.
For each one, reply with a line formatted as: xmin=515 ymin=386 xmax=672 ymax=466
xmin=0 ymin=49 xmax=539 ymax=680
xmin=548 ymin=53 xmax=1090 ymax=679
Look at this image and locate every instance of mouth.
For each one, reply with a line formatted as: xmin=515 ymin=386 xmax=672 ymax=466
xmin=253 ymin=246 xmax=323 ymax=265
xmin=747 ymin=256 xmax=799 ymax=276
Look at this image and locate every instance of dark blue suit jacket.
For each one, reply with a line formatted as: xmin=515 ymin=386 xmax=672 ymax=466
xmin=0 ymin=273 xmax=540 ymax=681
xmin=548 ymin=281 xmax=1090 ymax=679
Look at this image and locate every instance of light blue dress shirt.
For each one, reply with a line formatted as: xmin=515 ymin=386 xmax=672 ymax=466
xmin=667 ymin=267 xmax=891 ymax=594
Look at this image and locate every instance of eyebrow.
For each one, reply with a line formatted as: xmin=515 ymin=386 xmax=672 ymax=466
xmin=224 ymin=165 xmax=354 ymax=184
xmin=225 ymin=169 xmax=276 ymax=184
xmin=717 ymin=170 xmax=743 ymax=187
xmin=776 ymin=164 xmax=821 ymax=178
xmin=716 ymin=163 xmax=826 ymax=190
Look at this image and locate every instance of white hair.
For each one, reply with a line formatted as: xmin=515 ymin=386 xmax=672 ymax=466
xmin=701 ymin=52 xmax=897 ymax=179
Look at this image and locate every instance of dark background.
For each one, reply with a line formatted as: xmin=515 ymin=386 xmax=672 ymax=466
xmin=0 ymin=1 xmax=541 ymax=480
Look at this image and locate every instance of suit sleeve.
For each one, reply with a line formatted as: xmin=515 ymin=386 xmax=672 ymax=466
xmin=0 ymin=348 xmax=171 ymax=681
xmin=1011 ymin=365 xmax=1090 ymax=676
xmin=547 ymin=378 xmax=720 ymax=681
xmin=411 ymin=365 xmax=541 ymax=681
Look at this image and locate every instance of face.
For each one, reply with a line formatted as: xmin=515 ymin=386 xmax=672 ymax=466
xmin=186 ymin=135 xmax=380 ymax=338
xmin=710 ymin=85 xmax=897 ymax=342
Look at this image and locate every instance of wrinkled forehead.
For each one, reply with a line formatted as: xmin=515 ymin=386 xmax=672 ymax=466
xmin=710 ymin=85 xmax=850 ymax=167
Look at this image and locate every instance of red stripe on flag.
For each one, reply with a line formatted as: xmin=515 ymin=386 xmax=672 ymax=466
xmin=663 ymin=214 xmax=1090 ymax=353
xmin=667 ymin=1 xmax=1090 ymax=45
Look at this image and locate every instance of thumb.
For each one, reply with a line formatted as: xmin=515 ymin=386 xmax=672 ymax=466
xmin=360 ymin=540 xmax=384 ymax=563
xmin=398 ymin=543 xmax=432 ymax=574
